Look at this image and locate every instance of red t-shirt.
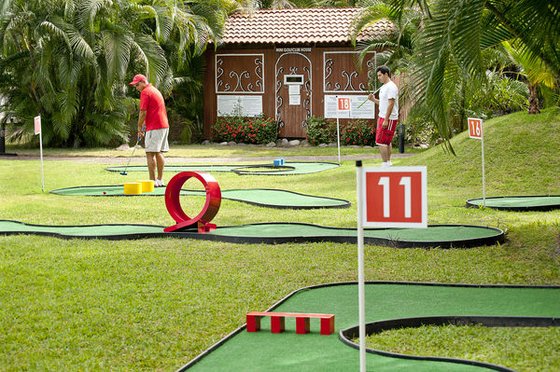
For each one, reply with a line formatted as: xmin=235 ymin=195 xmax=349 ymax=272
xmin=140 ymin=84 xmax=169 ymax=131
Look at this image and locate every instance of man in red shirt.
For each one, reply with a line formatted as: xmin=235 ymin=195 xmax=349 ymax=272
xmin=129 ymin=74 xmax=169 ymax=187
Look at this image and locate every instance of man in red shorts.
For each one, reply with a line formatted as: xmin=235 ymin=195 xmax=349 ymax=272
xmin=368 ymin=66 xmax=399 ymax=167
xmin=129 ymin=74 xmax=169 ymax=187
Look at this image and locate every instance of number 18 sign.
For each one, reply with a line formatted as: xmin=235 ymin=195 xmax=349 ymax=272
xmin=360 ymin=166 xmax=427 ymax=228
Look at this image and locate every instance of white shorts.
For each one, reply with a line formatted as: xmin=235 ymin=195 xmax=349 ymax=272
xmin=145 ymin=128 xmax=169 ymax=153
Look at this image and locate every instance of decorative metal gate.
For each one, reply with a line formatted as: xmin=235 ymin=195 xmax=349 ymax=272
xmin=275 ymin=52 xmax=312 ymax=138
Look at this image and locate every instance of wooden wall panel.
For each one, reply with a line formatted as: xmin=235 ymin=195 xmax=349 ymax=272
xmin=215 ymin=53 xmax=264 ymax=93
xmin=203 ymin=45 xmax=378 ymax=140
xmin=323 ymin=50 xmax=376 ymax=93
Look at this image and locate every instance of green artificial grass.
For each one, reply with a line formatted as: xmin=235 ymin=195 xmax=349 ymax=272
xmin=366 ymin=325 xmax=560 ymax=372
xmin=106 ymin=161 xmax=340 ymax=175
xmin=1 ymin=109 xmax=560 ymax=370
xmin=50 ymin=186 xmax=350 ymax=209
xmin=0 ymin=220 xmax=503 ymax=247
xmin=187 ymin=283 xmax=560 ymax=371
xmin=467 ymin=195 xmax=560 ymax=209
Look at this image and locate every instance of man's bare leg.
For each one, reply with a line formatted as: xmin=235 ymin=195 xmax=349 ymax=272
xmin=379 ymin=145 xmax=389 ymax=162
xmin=146 ymin=152 xmax=157 ymax=180
xmin=156 ymin=152 xmax=165 ymax=182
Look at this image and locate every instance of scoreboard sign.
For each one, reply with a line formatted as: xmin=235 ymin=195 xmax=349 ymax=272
xmin=361 ymin=166 xmax=427 ymax=228
xmin=468 ymin=117 xmax=483 ymax=139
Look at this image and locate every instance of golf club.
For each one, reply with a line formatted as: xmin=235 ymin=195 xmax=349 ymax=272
xmin=356 ymin=86 xmax=381 ymax=109
xmin=120 ymin=133 xmax=143 ymax=176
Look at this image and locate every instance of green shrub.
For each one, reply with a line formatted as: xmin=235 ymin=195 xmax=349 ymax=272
xmin=305 ymin=116 xmax=336 ymax=145
xmin=212 ymin=115 xmax=277 ymax=144
xmin=341 ymin=120 xmax=376 ymax=146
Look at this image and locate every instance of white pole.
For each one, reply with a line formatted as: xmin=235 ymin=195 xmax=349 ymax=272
xmin=337 ymin=117 xmax=341 ymax=164
xmin=39 ymin=129 xmax=44 ymax=192
xmin=481 ymin=122 xmax=485 ymax=207
xmin=336 ymin=96 xmax=341 ymax=164
xmin=355 ymin=160 xmax=366 ymax=372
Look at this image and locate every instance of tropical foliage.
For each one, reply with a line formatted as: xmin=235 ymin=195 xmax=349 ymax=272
xmin=341 ymin=119 xmax=376 ymax=146
xmin=0 ymin=0 xmax=217 ymax=147
xmin=353 ymin=0 xmax=560 ymax=149
xmin=0 ymin=0 xmax=557 ymax=147
xmin=212 ymin=115 xmax=278 ymax=144
xmin=305 ymin=116 xmax=337 ymax=145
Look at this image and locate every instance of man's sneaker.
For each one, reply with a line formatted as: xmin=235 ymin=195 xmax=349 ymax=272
xmin=156 ymin=179 xmax=165 ymax=187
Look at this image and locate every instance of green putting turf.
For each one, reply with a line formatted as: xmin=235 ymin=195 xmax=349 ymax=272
xmin=466 ymin=195 xmax=560 ymax=211
xmin=50 ymin=186 xmax=350 ymax=209
xmin=106 ymin=162 xmax=339 ymax=175
xmin=0 ymin=220 xmax=163 ymax=238
xmin=182 ymin=283 xmax=560 ymax=371
xmin=0 ymin=221 xmax=504 ymax=248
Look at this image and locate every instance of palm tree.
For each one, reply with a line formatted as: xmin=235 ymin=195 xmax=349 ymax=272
xmin=389 ymin=0 xmax=560 ymax=148
xmin=0 ymin=0 xmax=214 ymax=147
xmin=503 ymin=41 xmax=557 ymax=114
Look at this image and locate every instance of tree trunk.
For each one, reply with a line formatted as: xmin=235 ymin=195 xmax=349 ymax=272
xmin=527 ymin=83 xmax=540 ymax=114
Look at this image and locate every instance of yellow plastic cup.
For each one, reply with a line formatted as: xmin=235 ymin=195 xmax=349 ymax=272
xmin=139 ymin=180 xmax=155 ymax=193
xmin=123 ymin=182 xmax=142 ymax=195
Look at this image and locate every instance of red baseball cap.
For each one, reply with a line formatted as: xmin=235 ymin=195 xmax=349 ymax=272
xmin=129 ymin=74 xmax=147 ymax=86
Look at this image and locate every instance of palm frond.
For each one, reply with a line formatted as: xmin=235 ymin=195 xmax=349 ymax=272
xmin=76 ymin=0 xmax=108 ymax=33
xmin=130 ymin=34 xmax=168 ymax=87
xmin=350 ymin=2 xmax=391 ymax=43
xmin=486 ymin=0 xmax=560 ymax=77
xmin=100 ymin=27 xmax=132 ymax=82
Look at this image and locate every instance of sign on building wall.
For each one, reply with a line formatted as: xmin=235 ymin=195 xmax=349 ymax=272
xmin=324 ymin=95 xmax=374 ymax=119
xmin=217 ymin=95 xmax=263 ymax=117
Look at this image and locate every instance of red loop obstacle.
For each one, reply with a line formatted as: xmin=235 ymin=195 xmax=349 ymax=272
xmin=164 ymin=171 xmax=222 ymax=233
xmin=246 ymin=312 xmax=335 ymax=335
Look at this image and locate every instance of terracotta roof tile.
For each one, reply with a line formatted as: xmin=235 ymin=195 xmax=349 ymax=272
xmin=220 ymin=8 xmax=394 ymax=45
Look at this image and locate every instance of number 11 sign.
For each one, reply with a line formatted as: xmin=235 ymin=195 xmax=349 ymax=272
xmin=360 ymin=166 xmax=427 ymax=228
xmin=354 ymin=164 xmax=427 ymax=372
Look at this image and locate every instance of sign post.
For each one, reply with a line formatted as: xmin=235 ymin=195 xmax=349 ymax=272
xmin=468 ymin=118 xmax=485 ymax=206
xmin=336 ymin=97 xmax=350 ymax=164
xmin=355 ymin=163 xmax=428 ymax=371
xmin=34 ymin=115 xmax=44 ymax=192
xmin=355 ymin=161 xmax=366 ymax=372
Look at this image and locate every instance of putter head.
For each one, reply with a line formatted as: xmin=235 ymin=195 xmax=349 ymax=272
xmin=120 ymin=171 xmax=127 ymax=176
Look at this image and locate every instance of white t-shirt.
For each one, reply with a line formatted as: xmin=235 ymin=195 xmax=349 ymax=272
xmin=378 ymin=80 xmax=399 ymax=120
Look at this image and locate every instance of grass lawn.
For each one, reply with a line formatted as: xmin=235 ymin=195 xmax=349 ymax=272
xmin=366 ymin=325 xmax=560 ymax=371
xmin=1 ymin=109 xmax=559 ymax=370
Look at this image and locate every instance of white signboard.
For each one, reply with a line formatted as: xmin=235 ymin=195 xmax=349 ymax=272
xmin=217 ymin=95 xmax=263 ymax=117
xmin=289 ymin=95 xmax=301 ymax=105
xmin=325 ymin=95 xmax=374 ymax=119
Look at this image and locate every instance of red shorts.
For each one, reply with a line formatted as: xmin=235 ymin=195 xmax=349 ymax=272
xmin=376 ymin=117 xmax=398 ymax=146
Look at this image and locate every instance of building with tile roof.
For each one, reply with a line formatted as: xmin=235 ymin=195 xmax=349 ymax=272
xmin=203 ymin=8 xmax=395 ymax=139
